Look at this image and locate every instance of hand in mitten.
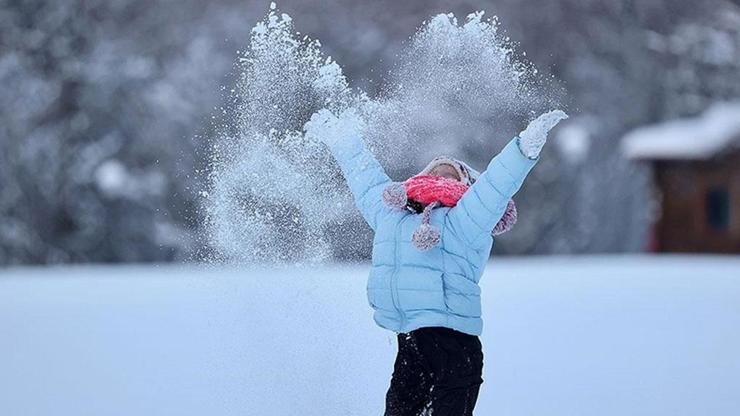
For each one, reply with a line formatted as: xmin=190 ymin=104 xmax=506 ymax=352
xmin=517 ymin=110 xmax=569 ymax=159
xmin=303 ymin=108 xmax=364 ymax=150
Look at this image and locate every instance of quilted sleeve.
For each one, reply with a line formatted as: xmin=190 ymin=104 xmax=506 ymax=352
xmin=328 ymin=133 xmax=394 ymax=231
xmin=444 ymin=137 xmax=538 ymax=247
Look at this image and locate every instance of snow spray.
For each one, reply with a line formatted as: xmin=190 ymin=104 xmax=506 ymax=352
xmin=203 ymin=4 xmax=559 ymax=264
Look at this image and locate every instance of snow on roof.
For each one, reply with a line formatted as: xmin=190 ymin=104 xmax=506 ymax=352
xmin=621 ymin=101 xmax=740 ymax=160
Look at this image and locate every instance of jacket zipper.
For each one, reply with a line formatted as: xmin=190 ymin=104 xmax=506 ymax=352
xmin=390 ymin=217 xmax=406 ymax=328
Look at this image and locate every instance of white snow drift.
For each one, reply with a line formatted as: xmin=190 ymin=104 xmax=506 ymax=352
xmin=1 ymin=256 xmax=739 ymax=416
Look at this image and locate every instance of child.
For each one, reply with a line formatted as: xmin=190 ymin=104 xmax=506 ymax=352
xmin=304 ymin=108 xmax=567 ymax=416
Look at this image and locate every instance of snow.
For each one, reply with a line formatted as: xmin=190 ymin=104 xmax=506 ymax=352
xmin=205 ymin=6 xmax=557 ymax=264
xmin=206 ymin=8 xmax=361 ymax=264
xmin=94 ymin=159 xmax=167 ymax=199
xmin=1 ymin=256 xmax=739 ymax=416
xmin=364 ymin=10 xmax=556 ymax=167
xmin=621 ymin=101 xmax=740 ymax=160
xmin=555 ymin=118 xmax=592 ymax=164
xmin=94 ymin=159 xmax=128 ymax=196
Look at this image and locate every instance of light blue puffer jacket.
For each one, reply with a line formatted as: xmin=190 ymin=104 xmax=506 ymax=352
xmin=330 ymin=134 xmax=538 ymax=336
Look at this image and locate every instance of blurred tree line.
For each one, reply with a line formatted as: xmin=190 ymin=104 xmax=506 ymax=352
xmin=1 ymin=0 xmax=739 ymax=264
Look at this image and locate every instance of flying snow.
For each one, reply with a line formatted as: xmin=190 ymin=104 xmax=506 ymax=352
xmin=363 ymin=12 xmax=556 ymax=168
xmin=203 ymin=6 xmax=559 ymax=264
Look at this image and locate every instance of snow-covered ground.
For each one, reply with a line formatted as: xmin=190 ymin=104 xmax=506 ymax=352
xmin=1 ymin=255 xmax=739 ymax=416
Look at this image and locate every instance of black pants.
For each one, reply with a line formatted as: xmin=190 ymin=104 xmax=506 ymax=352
xmin=384 ymin=326 xmax=484 ymax=416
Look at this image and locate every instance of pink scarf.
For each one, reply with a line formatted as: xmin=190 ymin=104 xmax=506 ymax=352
xmin=404 ymin=175 xmax=469 ymax=207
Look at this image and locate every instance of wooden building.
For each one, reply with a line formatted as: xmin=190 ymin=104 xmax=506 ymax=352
xmin=622 ymin=102 xmax=740 ymax=253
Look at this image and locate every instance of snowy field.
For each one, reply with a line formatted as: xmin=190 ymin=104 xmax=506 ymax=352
xmin=1 ymin=255 xmax=739 ymax=416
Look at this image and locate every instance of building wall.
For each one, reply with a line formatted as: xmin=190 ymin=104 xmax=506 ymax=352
xmin=655 ymin=151 xmax=740 ymax=253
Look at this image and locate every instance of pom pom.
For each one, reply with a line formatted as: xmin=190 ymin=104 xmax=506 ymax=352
xmin=382 ymin=182 xmax=408 ymax=209
xmin=412 ymin=223 xmax=441 ymax=251
xmin=492 ymin=200 xmax=517 ymax=236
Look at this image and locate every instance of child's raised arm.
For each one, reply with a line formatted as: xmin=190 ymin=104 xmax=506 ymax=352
xmin=445 ymin=110 xmax=568 ymax=248
xmin=304 ymin=108 xmax=393 ymax=231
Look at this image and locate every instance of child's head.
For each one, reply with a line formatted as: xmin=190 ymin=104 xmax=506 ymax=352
xmin=392 ymin=156 xmax=480 ymax=214
xmin=381 ymin=155 xmax=516 ymax=250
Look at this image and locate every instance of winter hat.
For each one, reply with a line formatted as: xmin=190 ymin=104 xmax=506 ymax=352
xmin=419 ymin=156 xmax=480 ymax=186
xmin=382 ymin=156 xmax=518 ymax=251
